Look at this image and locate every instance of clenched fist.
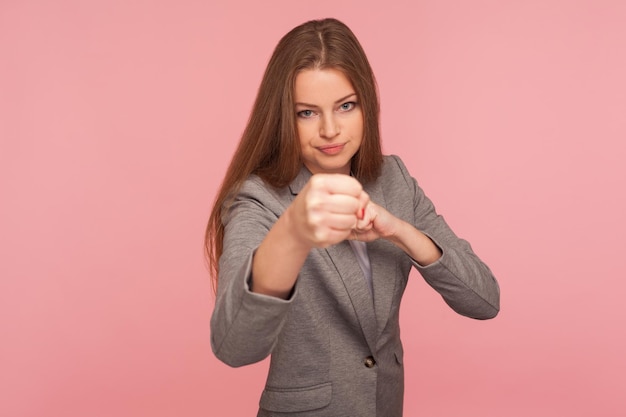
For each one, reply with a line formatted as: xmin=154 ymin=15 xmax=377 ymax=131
xmin=289 ymin=174 xmax=369 ymax=248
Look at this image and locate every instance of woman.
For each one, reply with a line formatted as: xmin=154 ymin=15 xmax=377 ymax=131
xmin=207 ymin=18 xmax=500 ymax=417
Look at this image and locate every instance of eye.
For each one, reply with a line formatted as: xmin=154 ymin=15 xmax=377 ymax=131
xmin=297 ymin=109 xmax=315 ymax=118
xmin=339 ymin=101 xmax=357 ymax=112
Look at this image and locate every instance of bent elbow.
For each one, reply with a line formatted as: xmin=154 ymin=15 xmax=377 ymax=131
xmin=473 ymin=304 xmax=499 ymax=320
xmin=213 ymin=351 xmax=255 ymax=368
xmin=448 ymin=298 xmax=500 ymax=320
xmin=211 ymin=335 xmax=272 ymax=368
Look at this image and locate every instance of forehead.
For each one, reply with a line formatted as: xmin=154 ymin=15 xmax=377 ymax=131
xmin=294 ymin=68 xmax=356 ymax=103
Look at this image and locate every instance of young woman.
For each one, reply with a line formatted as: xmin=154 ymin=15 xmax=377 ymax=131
xmin=206 ymin=18 xmax=500 ymax=417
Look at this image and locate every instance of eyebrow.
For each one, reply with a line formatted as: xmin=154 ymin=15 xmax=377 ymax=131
xmin=294 ymin=93 xmax=357 ymax=108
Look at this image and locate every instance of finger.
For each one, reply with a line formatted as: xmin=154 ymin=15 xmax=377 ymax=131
xmin=348 ymin=228 xmax=376 ymax=242
xmin=311 ymin=228 xmax=352 ymax=248
xmin=356 ymin=192 xmax=370 ymax=220
xmin=306 ymin=192 xmax=360 ymax=215
xmin=354 ymin=220 xmax=373 ymax=232
xmin=324 ymin=212 xmax=360 ymax=230
xmin=312 ymin=174 xmax=363 ymax=197
xmin=355 ymin=202 xmax=377 ymax=230
xmin=311 ymin=220 xmax=358 ymax=247
xmin=322 ymin=194 xmax=361 ymax=214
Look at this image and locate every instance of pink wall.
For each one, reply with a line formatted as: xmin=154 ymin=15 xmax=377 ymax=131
xmin=1 ymin=1 xmax=624 ymax=416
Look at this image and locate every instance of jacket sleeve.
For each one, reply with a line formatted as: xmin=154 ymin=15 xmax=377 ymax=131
xmin=391 ymin=155 xmax=500 ymax=319
xmin=210 ymin=178 xmax=296 ymax=367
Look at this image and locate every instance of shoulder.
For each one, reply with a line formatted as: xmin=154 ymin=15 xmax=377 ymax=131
xmin=222 ymin=174 xmax=293 ymax=224
xmin=378 ymin=154 xmax=414 ymax=188
xmin=238 ymin=174 xmax=272 ymax=196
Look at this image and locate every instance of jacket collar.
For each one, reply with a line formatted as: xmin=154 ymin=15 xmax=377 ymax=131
xmin=359 ymin=176 xmax=398 ymax=345
xmin=288 ymin=165 xmax=312 ymax=196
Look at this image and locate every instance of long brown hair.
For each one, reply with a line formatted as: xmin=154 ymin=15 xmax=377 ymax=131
xmin=205 ymin=18 xmax=383 ymax=292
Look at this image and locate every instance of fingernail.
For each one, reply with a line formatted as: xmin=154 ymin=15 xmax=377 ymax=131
xmin=359 ymin=208 xmax=365 ymax=219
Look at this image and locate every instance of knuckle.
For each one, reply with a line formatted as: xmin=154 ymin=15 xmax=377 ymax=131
xmin=310 ymin=175 xmax=325 ymax=190
xmin=313 ymin=228 xmax=329 ymax=243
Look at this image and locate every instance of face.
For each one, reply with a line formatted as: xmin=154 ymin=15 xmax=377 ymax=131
xmin=294 ymin=68 xmax=364 ymax=175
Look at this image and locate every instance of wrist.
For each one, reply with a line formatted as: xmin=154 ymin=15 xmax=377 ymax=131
xmin=386 ymin=220 xmax=442 ymax=266
xmin=282 ymin=205 xmax=315 ymax=252
xmin=382 ymin=217 xmax=406 ymax=241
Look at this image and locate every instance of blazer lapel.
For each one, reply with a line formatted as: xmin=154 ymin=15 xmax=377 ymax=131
xmin=325 ymin=242 xmax=378 ymax=354
xmin=368 ymin=239 xmax=398 ymax=338
xmin=362 ymin=178 xmax=397 ymax=339
xmin=288 ymin=166 xmax=312 ymax=196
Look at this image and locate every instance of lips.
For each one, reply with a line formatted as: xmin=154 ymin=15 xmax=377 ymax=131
xmin=317 ymin=143 xmax=345 ymax=155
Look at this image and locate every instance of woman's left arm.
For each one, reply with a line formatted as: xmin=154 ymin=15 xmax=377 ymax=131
xmin=353 ymin=201 xmax=442 ymax=267
xmin=352 ymin=156 xmax=500 ymax=320
xmin=355 ymin=200 xmax=499 ymax=319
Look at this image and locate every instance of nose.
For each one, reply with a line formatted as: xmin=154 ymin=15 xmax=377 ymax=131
xmin=319 ymin=113 xmax=340 ymax=139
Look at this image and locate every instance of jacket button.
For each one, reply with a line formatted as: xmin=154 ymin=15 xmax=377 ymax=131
xmin=364 ymin=356 xmax=376 ymax=368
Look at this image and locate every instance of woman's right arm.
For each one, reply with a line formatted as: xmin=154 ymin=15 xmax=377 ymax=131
xmin=251 ymin=174 xmax=366 ymax=298
xmin=211 ymin=173 xmax=366 ymax=366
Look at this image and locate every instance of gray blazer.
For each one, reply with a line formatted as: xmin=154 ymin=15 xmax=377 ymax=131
xmin=211 ymin=155 xmax=500 ymax=416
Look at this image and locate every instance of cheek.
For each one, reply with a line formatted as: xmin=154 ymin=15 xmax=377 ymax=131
xmin=297 ymin=123 xmax=313 ymax=143
xmin=352 ymin=114 xmax=365 ymax=140
xmin=296 ymin=125 xmax=308 ymax=151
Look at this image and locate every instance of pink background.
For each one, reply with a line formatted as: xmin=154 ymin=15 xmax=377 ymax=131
xmin=1 ymin=0 xmax=625 ymax=416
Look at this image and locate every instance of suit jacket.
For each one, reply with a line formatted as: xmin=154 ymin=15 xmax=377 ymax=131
xmin=211 ymin=155 xmax=500 ymax=416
